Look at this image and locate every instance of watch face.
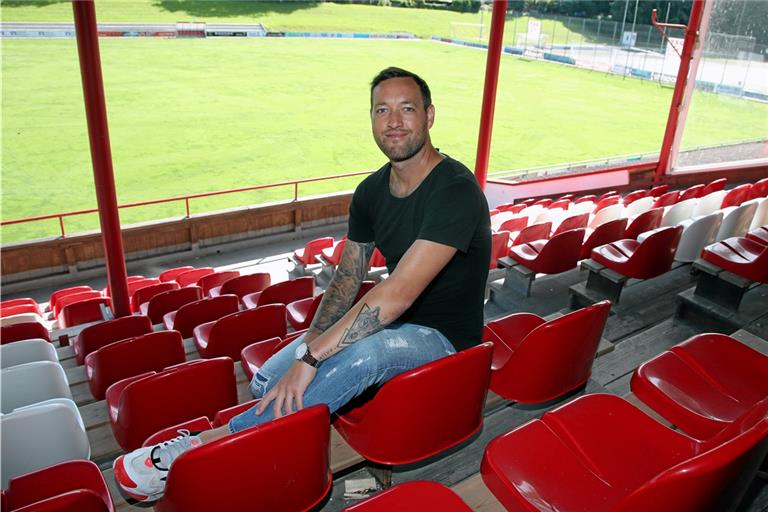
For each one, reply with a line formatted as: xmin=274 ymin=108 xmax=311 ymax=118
xmin=295 ymin=343 xmax=307 ymax=359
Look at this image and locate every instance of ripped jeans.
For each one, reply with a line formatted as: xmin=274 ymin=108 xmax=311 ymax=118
xmin=228 ymin=322 xmax=455 ymax=433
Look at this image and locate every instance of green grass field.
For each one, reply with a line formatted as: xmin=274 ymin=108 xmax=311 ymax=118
xmin=2 ymin=4 xmax=767 ymax=242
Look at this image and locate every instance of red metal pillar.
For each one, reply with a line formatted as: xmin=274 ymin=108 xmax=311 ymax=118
xmin=655 ymin=0 xmax=706 ymax=179
xmin=72 ymin=0 xmax=131 ymax=317
xmin=474 ymin=0 xmax=507 ymax=190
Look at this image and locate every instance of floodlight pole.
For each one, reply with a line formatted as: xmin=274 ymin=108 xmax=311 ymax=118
xmin=474 ymin=0 xmax=507 ymax=190
xmin=72 ymin=0 xmax=131 ymax=318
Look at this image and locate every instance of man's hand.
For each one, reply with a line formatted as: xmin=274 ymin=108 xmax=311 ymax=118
xmin=256 ymin=361 xmax=317 ymax=418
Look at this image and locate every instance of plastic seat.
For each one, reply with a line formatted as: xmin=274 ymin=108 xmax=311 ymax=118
xmin=48 ymin=286 xmax=93 ymax=314
xmin=715 ymin=201 xmax=759 ymax=241
xmin=1 ymin=400 xmax=90 ymax=488
xmin=1 ymin=313 xmax=44 ymax=328
xmin=496 ymin=215 xmax=528 ymax=234
xmin=53 ymin=290 xmax=102 ymax=318
xmin=748 ymin=197 xmax=768 ymax=230
xmin=591 ymin=194 xmax=620 ymax=214
xmin=158 ymin=266 xmax=194 ymax=283
xmin=548 ymin=198 xmax=571 ymax=210
xmin=673 ymin=211 xmax=724 ymax=263
xmin=1 ymin=339 xmax=58 ymax=369
xmin=293 ymin=236 xmax=335 ymax=265
xmin=481 ymin=393 xmax=768 ymax=512
xmin=240 ymin=336 xmax=287 ymax=381
xmin=163 ymin=295 xmax=240 ymax=338
xmin=701 ymin=237 xmax=768 ymax=283
xmin=489 ymin=231 xmax=510 ymax=269
xmin=316 ymin=238 xmax=347 ymax=267
xmin=1 ymin=303 xmax=41 ymax=318
xmin=596 ymin=190 xmax=619 ymax=202
xmin=1 ymin=298 xmax=40 ymax=311
xmin=343 ymin=481 xmax=472 ymax=512
xmin=84 ymin=331 xmax=186 ymax=400
xmin=208 ymin=272 xmax=271 ymax=301
xmin=532 ymin=198 xmax=552 ymax=208
xmin=551 ymin=213 xmax=588 ymax=236
xmin=154 ymin=405 xmax=331 ymax=512
xmin=622 ymin=195 xmax=653 ymax=218
xmin=142 ymin=286 xmax=203 ymax=324
xmin=175 ymin=267 xmax=214 ymax=287
xmin=678 ymin=183 xmax=705 ymax=202
xmin=517 ymin=204 xmax=544 ymax=222
xmin=587 ymin=203 xmax=622 ymax=230
xmin=197 ymin=270 xmax=240 ymax=296
xmin=531 ymin=207 xmax=565 ymax=226
xmin=660 ymin=198 xmax=697 ymax=227
xmin=0 ymin=321 xmax=51 ymax=345
xmin=242 ymin=276 xmax=315 ymax=310
xmin=692 ymin=190 xmax=727 ymax=217
xmin=701 ymin=177 xmax=727 ymax=195
xmin=334 ymin=343 xmax=493 ymax=466
xmin=58 ymin=297 xmax=111 ymax=328
xmin=574 ymin=194 xmax=596 ymax=204
xmin=193 ymin=304 xmax=287 ymax=360
xmin=621 ymin=189 xmax=649 ymax=206
xmin=286 ymin=294 xmax=323 ymax=331
xmin=651 ymin=190 xmax=680 ymax=208
xmin=74 ymin=315 xmax=153 ymax=365
xmin=591 ymin=225 xmax=683 ymax=280
xmin=750 ymin=177 xmax=768 ymax=199
xmin=105 ymin=278 xmax=159 ymax=298
xmin=106 ymin=358 xmax=238 ymax=450
xmin=509 ymin=228 xmax=585 ymax=275
xmin=131 ymin=281 xmax=179 ymax=313
xmin=649 ymin=183 xmax=669 ymax=197
xmin=720 ymin=183 xmax=752 ymax=208
xmin=624 ymin=207 xmax=663 ymax=239
xmin=5 ymin=460 xmax=114 ymax=512
xmin=631 ymin=333 xmax=768 ymax=440
xmin=579 ymin=218 xmax=627 ymax=260
xmin=509 ymin=222 xmax=551 ymax=248
xmin=1 ymin=361 xmax=72 ymax=413
xmin=369 ymin=247 xmax=387 ymax=269
xmin=483 ymin=301 xmax=610 ymax=403
xmin=746 ymin=226 xmax=768 ymax=246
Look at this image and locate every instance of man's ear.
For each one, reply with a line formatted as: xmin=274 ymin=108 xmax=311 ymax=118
xmin=426 ymin=104 xmax=435 ymax=129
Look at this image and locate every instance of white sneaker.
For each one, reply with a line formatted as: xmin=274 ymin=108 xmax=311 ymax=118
xmin=113 ymin=430 xmax=203 ymax=503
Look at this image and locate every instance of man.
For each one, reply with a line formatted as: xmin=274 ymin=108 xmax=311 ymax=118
xmin=114 ymin=66 xmax=491 ymax=503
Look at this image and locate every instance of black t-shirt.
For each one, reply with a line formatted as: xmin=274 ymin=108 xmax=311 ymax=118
xmin=348 ymin=155 xmax=491 ymax=351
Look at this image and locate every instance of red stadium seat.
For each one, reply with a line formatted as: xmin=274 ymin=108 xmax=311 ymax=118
xmin=651 ymin=190 xmax=680 ymax=208
xmin=519 ymin=198 xmax=537 ymax=207
xmin=701 ymin=237 xmax=768 ymax=283
xmin=175 ymin=267 xmax=214 ymax=287
xmin=104 ymin=278 xmax=159 ymax=298
xmin=242 ymin=276 xmax=314 ymax=310
xmin=131 ymin=281 xmax=179 ymax=313
xmin=1 ymin=298 xmax=39 ymax=310
xmin=240 ymin=336 xmax=286 ymax=381
xmin=106 ymin=358 xmax=237 ymax=450
xmin=552 ymin=212 xmax=588 ymax=236
xmin=624 ymin=207 xmax=663 ymax=239
xmin=548 ymin=198 xmax=571 ymax=210
xmin=720 ymin=183 xmax=753 ymax=208
xmin=509 ymin=222 xmax=551 ymax=247
xmin=48 ymin=286 xmax=93 ymax=314
xmin=5 ymin=460 xmax=114 ymax=512
xmin=317 ymin=238 xmax=347 ymax=267
xmin=481 ymin=393 xmax=768 ymax=512
xmin=1 ymin=303 xmax=41 ymax=318
xmin=208 ymin=272 xmax=271 ymax=302
xmin=489 ymin=231 xmax=510 ymax=269
xmin=750 ymin=177 xmax=768 ymax=199
xmin=158 ymin=266 xmax=194 ymax=283
xmin=369 ymin=247 xmax=387 ymax=268
xmin=497 ymin=216 xmax=528 ymax=234
xmin=343 ymin=481 xmax=472 ymax=512
xmin=532 ymin=198 xmax=552 ymax=207
xmin=701 ymin=177 xmax=727 ymax=195
xmin=154 ymin=405 xmax=331 ymax=512
xmin=508 ymin=228 xmax=585 ymax=275
xmin=574 ymin=194 xmax=597 ymax=204
xmin=632 ymin=333 xmax=768 ymax=439
xmin=54 ymin=290 xmax=102 ymax=318
xmin=293 ymin=236 xmax=335 ymax=265
xmin=0 ymin=321 xmax=51 ymax=345
xmin=746 ymin=226 xmax=768 ymax=246
xmin=162 ymin=295 xmax=239 ymax=338
xmin=483 ymin=301 xmax=610 ymax=403
xmin=621 ymin=189 xmax=649 ymax=206
xmin=74 ymin=315 xmax=153 ymax=365
xmin=579 ymin=218 xmax=627 ymax=260
xmin=649 ymin=183 xmax=669 ymax=197
xmin=84 ymin=331 xmax=185 ymax=400
xmin=192 ymin=270 xmax=239 ymax=296
xmin=678 ymin=183 xmax=705 ymax=202
xmin=596 ymin=190 xmax=618 ymax=202
xmin=193 ymin=304 xmax=287 ymax=360
xmin=334 ymin=343 xmax=493 ymax=467
xmin=141 ymin=286 xmax=203 ymax=324
xmin=212 ymin=399 xmax=260 ymax=428
xmin=286 ymin=294 xmax=323 ymax=331
xmin=591 ymin=226 xmax=683 ymax=280
xmin=58 ymin=297 xmax=111 ymax=328
xmin=592 ymin=194 xmax=620 ymax=213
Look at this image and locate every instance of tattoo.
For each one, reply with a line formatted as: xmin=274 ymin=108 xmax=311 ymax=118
xmin=309 ymin=240 xmax=375 ymax=336
xmin=317 ymin=303 xmax=383 ymax=360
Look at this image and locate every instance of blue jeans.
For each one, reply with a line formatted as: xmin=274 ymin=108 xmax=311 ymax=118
xmin=228 ymin=322 xmax=455 ymax=432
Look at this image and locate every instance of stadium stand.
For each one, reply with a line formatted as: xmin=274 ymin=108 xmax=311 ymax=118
xmin=193 ymin=304 xmax=287 ymax=360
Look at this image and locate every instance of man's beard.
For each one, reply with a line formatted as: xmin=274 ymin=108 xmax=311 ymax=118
xmin=374 ymin=125 xmax=428 ymax=163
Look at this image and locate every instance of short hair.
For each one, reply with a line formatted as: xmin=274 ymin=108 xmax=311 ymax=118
xmin=370 ymin=67 xmax=432 ymax=110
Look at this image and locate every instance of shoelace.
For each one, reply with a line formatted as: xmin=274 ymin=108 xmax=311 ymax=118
xmin=150 ymin=429 xmax=195 ymax=471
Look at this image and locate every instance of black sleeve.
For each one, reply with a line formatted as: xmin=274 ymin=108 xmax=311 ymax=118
xmin=418 ymin=179 xmax=482 ymax=253
xmin=347 ymin=180 xmax=375 ymax=243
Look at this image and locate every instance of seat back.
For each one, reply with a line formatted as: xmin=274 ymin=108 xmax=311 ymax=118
xmin=491 ymin=301 xmax=610 ymax=403
xmin=336 ymin=343 xmax=493 ymax=465
xmin=1 ymin=313 xmax=43 ymax=328
xmin=532 ymin=208 xmax=565 ymax=226
xmin=622 ymin=189 xmax=649 ymax=206
xmin=156 ymin=405 xmax=330 ymax=512
xmin=549 ymin=198 xmax=571 ymax=210
xmin=625 ymin=207 xmax=663 ymax=239
xmin=49 ymin=286 xmax=93 ymax=313
xmin=511 ymin=222 xmax=551 ymax=247
xmin=116 ymin=358 xmax=237 ymax=450
xmin=1 ymin=303 xmax=40 ymax=318
xmin=207 ymin=304 xmax=288 ymax=360
xmin=75 ymin=315 xmax=153 ymax=365
xmin=649 ymin=184 xmax=669 ymax=197
xmin=533 ymin=198 xmax=552 ymax=207
xmin=534 ymin=228 xmax=586 ymax=273
xmin=702 ymin=178 xmax=727 ymax=195
xmin=553 ymin=213 xmax=588 ymax=236
xmin=588 ymin=204 xmax=622 ymax=230
xmin=0 ymin=321 xmax=51 ymax=344
xmin=158 ymin=266 xmax=194 ymax=283
xmin=146 ymin=286 xmax=203 ymax=324
xmin=580 ymin=218 xmax=627 ymax=259
xmin=716 ymin=201 xmax=759 ymax=241
xmin=693 ymin=190 xmax=727 ymax=217
xmin=10 ymin=489 xmax=111 ymax=511
xmin=489 ymin=231 xmax=510 ymax=269
xmin=749 ymin=197 xmax=768 ymax=230
xmin=219 ymin=273 xmax=272 ymax=299
xmin=131 ymin=281 xmax=179 ymax=313
xmin=623 ymin=196 xmax=654 ymax=218
xmin=58 ymin=298 xmax=111 ymax=328
xmin=86 ymin=331 xmax=186 ymax=400
xmin=175 ymin=267 xmax=214 ymax=287
xmin=720 ymin=183 xmax=752 ymax=208
xmin=1 ymin=339 xmax=58 ymax=369
xmin=171 ymin=295 xmax=240 ymax=338
xmin=625 ymin=226 xmax=683 ymax=279
xmin=750 ymin=177 xmax=768 ymax=199
xmin=1 ymin=361 xmax=73 ymax=413
xmin=678 ymin=184 xmax=705 ymax=202
xmin=592 ymin=194 xmax=620 ymax=213
xmin=321 ymin=239 xmax=347 ymax=266
xmin=54 ymin=291 xmax=102 ymax=317
xmin=107 ymin=278 xmax=160 ymax=298
xmin=369 ymin=248 xmax=387 ymax=268
xmin=497 ymin=216 xmax=528 ymax=234
xmin=619 ymin=401 xmax=768 ymax=512
xmin=258 ymin=277 xmax=315 ymax=307
xmin=652 ymin=190 xmax=680 ymax=209
xmin=288 ymin=294 xmax=324 ymax=331
xmin=197 ymin=270 xmax=240 ymax=296
xmin=295 ymin=237 xmax=335 ymax=264
xmin=661 ymin=198 xmax=697 ymax=227
xmin=674 ymin=212 xmax=723 ymax=262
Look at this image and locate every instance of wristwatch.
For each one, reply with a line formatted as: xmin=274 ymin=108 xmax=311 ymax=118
xmin=295 ymin=343 xmax=321 ymax=368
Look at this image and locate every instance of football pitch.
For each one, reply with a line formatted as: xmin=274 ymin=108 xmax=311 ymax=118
xmin=2 ymin=35 xmax=767 ymax=242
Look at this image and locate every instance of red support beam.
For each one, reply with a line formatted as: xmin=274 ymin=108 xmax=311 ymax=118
xmin=474 ymin=0 xmax=507 ymax=190
xmin=655 ymin=0 xmax=706 ymax=179
xmin=72 ymin=0 xmax=130 ymax=317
